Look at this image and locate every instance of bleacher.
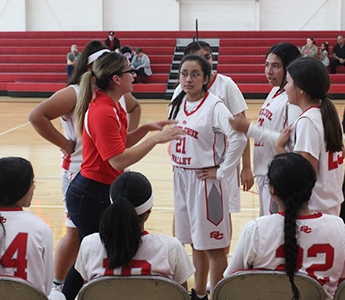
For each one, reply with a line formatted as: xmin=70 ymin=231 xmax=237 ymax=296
xmin=0 ymin=31 xmax=343 ymax=99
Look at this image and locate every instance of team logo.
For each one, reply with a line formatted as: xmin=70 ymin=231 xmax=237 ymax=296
xmin=210 ymin=231 xmax=223 ymax=240
xmin=0 ymin=216 xmax=7 ymax=223
xmin=300 ymin=226 xmax=312 ymax=233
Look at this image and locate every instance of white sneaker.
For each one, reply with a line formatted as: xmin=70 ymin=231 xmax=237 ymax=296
xmin=206 ymin=280 xmax=210 ymax=293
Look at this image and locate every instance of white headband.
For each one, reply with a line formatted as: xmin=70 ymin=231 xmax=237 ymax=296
xmin=135 ymin=192 xmax=154 ymax=215
xmin=109 ymin=192 xmax=154 ymax=215
xmin=87 ymin=49 xmax=110 ymax=65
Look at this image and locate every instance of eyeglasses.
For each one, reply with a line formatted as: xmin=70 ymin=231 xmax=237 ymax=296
xmin=179 ymin=71 xmax=202 ymax=79
xmin=114 ymin=69 xmax=136 ymax=76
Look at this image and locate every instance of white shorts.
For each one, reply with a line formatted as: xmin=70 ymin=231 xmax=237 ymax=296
xmin=62 ymin=169 xmax=77 ymax=228
xmin=173 ymin=167 xmax=231 ymax=250
xmin=256 ymin=175 xmax=277 ymax=216
xmin=227 ymin=163 xmax=241 ymax=213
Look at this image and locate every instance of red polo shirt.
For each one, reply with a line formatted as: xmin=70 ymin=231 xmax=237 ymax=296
xmin=81 ymin=90 xmax=127 ymax=184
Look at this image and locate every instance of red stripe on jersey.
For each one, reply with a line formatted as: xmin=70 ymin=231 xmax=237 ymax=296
xmin=278 ymin=211 xmax=323 ymax=219
xmin=0 ymin=208 xmax=23 ymax=212
xmin=208 ymin=72 xmax=218 ymax=89
xmin=184 ymin=92 xmax=209 ymax=116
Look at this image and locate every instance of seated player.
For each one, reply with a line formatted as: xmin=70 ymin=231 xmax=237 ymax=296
xmin=75 ymin=172 xmax=195 ymax=290
xmin=224 ymin=153 xmax=345 ymax=299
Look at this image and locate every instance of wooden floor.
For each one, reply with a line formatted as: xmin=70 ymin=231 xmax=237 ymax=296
xmin=0 ymin=96 xmax=344 ymax=287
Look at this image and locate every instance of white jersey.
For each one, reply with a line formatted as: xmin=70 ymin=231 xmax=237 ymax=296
xmin=0 ymin=208 xmax=54 ymax=296
xmin=224 ymin=213 xmax=345 ymax=299
xmin=61 ymin=85 xmax=127 ymax=174
xmin=251 ymin=87 xmax=301 ymax=176
xmin=172 ymin=72 xmax=247 ymax=117
xmin=75 ymin=231 xmax=195 ymax=285
xmin=171 ymin=92 xmax=246 ymax=179
xmin=288 ymin=106 xmax=344 ymax=215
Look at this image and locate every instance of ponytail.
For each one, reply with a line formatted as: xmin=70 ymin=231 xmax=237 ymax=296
xmin=320 ymin=97 xmax=343 ymax=152
xmin=75 ymin=71 xmax=93 ymax=137
xmin=168 ymin=90 xmax=186 ymax=120
xmin=99 ymin=196 xmax=143 ymax=269
xmin=268 ymin=153 xmax=316 ymax=300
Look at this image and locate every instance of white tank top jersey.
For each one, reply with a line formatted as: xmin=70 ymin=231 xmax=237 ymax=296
xmin=252 ymin=87 xmax=301 ymax=175
xmin=75 ymin=232 xmax=195 ymax=284
xmin=172 ymin=72 xmax=247 ymax=116
xmin=170 ymin=92 xmax=246 ymax=178
xmin=288 ymin=106 xmax=344 ymax=214
xmin=60 ymin=84 xmax=127 ymax=173
xmin=224 ymin=213 xmax=345 ymax=299
xmin=0 ymin=208 xmax=54 ymax=296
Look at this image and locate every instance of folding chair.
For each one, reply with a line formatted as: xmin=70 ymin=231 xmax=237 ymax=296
xmin=77 ymin=275 xmax=190 ymax=300
xmin=334 ymin=280 xmax=345 ymax=300
xmin=0 ymin=276 xmax=48 ymax=300
xmin=213 ymin=270 xmax=326 ymax=300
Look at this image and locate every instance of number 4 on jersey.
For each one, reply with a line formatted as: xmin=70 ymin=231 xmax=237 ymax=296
xmin=0 ymin=233 xmax=28 ymax=279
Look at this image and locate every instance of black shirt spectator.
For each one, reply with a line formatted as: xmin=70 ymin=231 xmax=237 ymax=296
xmin=330 ymin=34 xmax=345 ymax=74
xmin=105 ymin=31 xmax=120 ymax=51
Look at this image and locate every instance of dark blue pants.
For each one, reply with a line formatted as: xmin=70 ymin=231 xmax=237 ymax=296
xmin=62 ymin=172 xmax=111 ymax=300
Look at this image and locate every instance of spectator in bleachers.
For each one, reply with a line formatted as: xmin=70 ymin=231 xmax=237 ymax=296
xmin=66 ymin=44 xmax=81 ymax=79
xmin=131 ymin=47 xmax=152 ymax=83
xmin=330 ymin=34 xmax=345 ymax=74
xmin=120 ymin=45 xmax=134 ymax=62
xmin=319 ymin=42 xmax=330 ymax=67
xmin=75 ymin=172 xmax=195 ymax=289
xmin=104 ymin=31 xmax=120 ymax=52
xmin=300 ymin=37 xmax=318 ymax=57
xmin=224 ymin=152 xmax=345 ymax=300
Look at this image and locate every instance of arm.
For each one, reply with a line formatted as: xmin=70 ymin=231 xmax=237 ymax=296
xmin=108 ymin=126 xmax=184 ymax=171
xmin=123 ymin=93 xmax=141 ymax=132
xmin=28 ymin=86 xmax=77 ymax=155
xmin=319 ymin=51 xmax=327 ymax=61
xmin=297 ymin=151 xmax=318 ymax=174
xmin=237 ymin=111 xmax=254 ymax=191
xmin=223 ymin=219 xmax=258 ymax=277
xmin=43 ymin=226 xmax=54 ymax=296
xmin=312 ymin=45 xmax=318 ymax=57
xmin=196 ymin=103 xmax=247 ymax=180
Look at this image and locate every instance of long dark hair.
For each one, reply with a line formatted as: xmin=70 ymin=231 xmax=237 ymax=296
xmin=287 ymin=57 xmax=343 ymax=153
xmin=168 ymin=54 xmax=211 ymax=120
xmin=184 ymin=40 xmax=213 ymax=57
xmin=67 ymin=40 xmax=108 ymax=86
xmin=266 ymin=43 xmax=301 ymax=91
xmin=0 ymin=157 xmax=34 ymax=268
xmin=99 ymin=172 xmax=153 ymax=269
xmin=268 ymin=153 xmax=316 ymax=300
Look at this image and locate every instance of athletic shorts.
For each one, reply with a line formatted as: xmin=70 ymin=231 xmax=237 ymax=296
xmin=173 ymin=167 xmax=231 ymax=250
xmin=62 ymin=169 xmax=77 ymax=228
xmin=256 ymin=175 xmax=277 ymax=216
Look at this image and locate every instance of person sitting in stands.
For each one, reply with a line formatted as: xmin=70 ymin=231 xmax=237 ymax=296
xmin=330 ymin=34 xmax=345 ymax=74
xmin=131 ymin=47 xmax=152 ymax=84
xmin=104 ymin=31 xmax=120 ymax=52
xmin=300 ymin=37 xmax=318 ymax=57
xmin=66 ymin=44 xmax=81 ymax=79
xmin=120 ymin=45 xmax=134 ymax=62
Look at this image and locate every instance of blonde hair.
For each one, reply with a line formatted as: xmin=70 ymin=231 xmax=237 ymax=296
xmin=75 ymin=52 xmax=128 ymax=137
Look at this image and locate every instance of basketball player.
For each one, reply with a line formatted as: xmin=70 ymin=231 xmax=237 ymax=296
xmin=28 ymin=40 xmax=141 ymax=289
xmin=229 ymin=43 xmax=302 ymax=216
xmin=0 ymin=157 xmax=54 ymax=296
xmin=275 ymin=57 xmax=344 ymax=216
xmin=224 ymin=153 xmax=345 ymax=299
xmin=169 ymin=54 xmax=247 ymax=300
xmin=75 ymin=172 xmax=195 ymax=289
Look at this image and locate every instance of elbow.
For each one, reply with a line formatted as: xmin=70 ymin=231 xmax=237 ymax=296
xmin=28 ymin=109 xmax=38 ymax=125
